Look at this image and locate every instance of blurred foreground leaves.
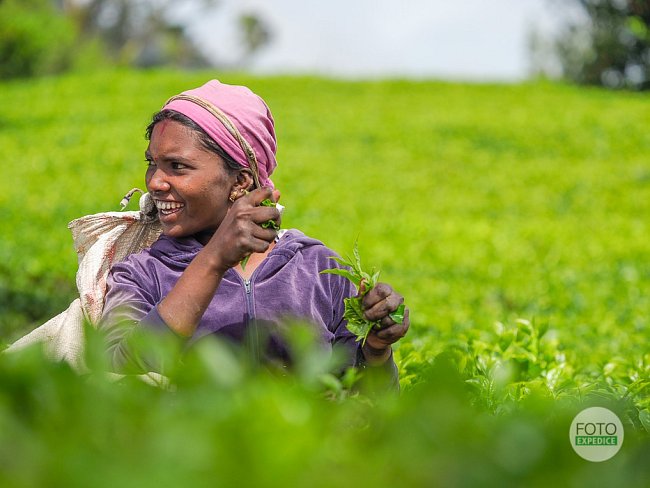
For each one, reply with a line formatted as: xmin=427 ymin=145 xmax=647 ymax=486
xmin=1 ymin=325 xmax=649 ymax=488
xmin=1 ymin=71 xmax=649 ymax=484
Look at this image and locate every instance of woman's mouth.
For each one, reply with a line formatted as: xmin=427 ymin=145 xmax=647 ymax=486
xmin=155 ymin=200 xmax=185 ymax=216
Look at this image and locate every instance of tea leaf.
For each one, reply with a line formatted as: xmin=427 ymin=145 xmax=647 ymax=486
xmin=321 ymin=242 xmax=402 ymax=345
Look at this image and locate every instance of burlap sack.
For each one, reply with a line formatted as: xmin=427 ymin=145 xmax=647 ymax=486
xmin=5 ymin=192 xmax=161 ymax=371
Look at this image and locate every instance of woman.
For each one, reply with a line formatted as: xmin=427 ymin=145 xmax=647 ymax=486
xmin=100 ymin=80 xmax=409 ymax=382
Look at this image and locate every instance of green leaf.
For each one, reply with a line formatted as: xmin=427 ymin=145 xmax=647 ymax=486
xmin=326 ymin=255 xmax=353 ymax=268
xmin=640 ymin=409 xmax=650 ymax=434
xmin=322 ymin=243 xmax=406 ymax=345
xmin=342 ymin=296 xmax=375 ymax=345
xmin=389 ymin=303 xmax=405 ymax=324
xmin=259 ymin=199 xmax=280 ymax=230
xmin=370 ymin=270 xmax=381 ymax=288
xmin=261 ymin=220 xmax=279 ymax=230
xmin=320 ymin=267 xmax=362 ymax=286
xmin=353 ymin=242 xmax=361 ymax=269
xmin=319 ymin=373 xmax=343 ymax=393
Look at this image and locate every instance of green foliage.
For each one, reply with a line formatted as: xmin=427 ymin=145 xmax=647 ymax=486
xmin=0 ymin=71 xmax=649 ymax=482
xmin=540 ymin=0 xmax=650 ymax=89
xmin=61 ymin=0 xmax=269 ymax=70
xmin=321 ymin=242 xmax=404 ymax=344
xmin=443 ymin=319 xmax=650 ymax=430
xmin=0 ymin=1 xmax=270 ymax=79
xmin=0 ymin=0 xmax=77 ymax=79
xmin=67 ymin=0 xmax=212 ymax=69
xmin=1 ymin=331 xmax=649 ymax=487
xmin=259 ymin=199 xmax=281 ymax=230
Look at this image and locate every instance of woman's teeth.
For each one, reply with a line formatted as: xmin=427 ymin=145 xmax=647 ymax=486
xmin=156 ymin=201 xmax=184 ymax=215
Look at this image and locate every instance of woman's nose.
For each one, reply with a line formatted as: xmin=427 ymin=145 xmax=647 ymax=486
xmin=146 ymin=167 xmax=171 ymax=192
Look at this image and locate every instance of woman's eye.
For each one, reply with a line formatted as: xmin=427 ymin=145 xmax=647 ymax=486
xmin=171 ymin=162 xmax=187 ymax=170
xmin=145 ymin=159 xmax=155 ymax=167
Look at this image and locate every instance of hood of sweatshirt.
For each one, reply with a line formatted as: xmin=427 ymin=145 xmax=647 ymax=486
xmin=148 ymin=229 xmax=327 ymax=274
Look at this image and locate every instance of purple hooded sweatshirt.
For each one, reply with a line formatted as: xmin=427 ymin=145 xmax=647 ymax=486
xmin=100 ymin=229 xmax=398 ymax=383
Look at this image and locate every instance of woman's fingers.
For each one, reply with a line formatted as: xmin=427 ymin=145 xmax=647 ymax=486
xmin=250 ymin=224 xmax=278 ymax=243
xmin=211 ymin=187 xmax=282 ymax=268
xmin=247 ymin=234 xmax=275 ymax=253
xmin=241 ymin=186 xmax=271 ymax=202
xmin=245 ymin=186 xmax=277 ymax=206
xmin=251 ymin=206 xmax=281 ymax=226
xmin=233 ymin=187 xmax=281 ymax=228
xmin=362 ymin=283 xmax=404 ymax=323
xmin=361 ymin=283 xmax=392 ymax=308
xmin=374 ymin=308 xmax=410 ymax=339
xmin=236 ymin=211 xmax=278 ymax=255
xmin=365 ymin=308 xmax=410 ymax=350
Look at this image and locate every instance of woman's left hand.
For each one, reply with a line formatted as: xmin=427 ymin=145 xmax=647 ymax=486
xmin=360 ymin=282 xmax=410 ymax=364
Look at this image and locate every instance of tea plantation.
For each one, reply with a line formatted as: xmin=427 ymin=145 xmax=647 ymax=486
xmin=0 ymin=70 xmax=648 ymax=486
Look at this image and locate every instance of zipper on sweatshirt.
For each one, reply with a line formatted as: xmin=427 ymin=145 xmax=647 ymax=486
xmin=242 ymin=277 xmax=260 ymax=363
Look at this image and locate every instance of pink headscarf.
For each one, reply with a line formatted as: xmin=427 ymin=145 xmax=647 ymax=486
xmin=162 ymin=80 xmax=277 ymax=188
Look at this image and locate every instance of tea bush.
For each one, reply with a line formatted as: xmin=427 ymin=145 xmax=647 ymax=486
xmin=1 ymin=70 xmax=648 ymax=484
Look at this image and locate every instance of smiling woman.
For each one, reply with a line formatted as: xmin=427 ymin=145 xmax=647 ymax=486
xmin=144 ymin=119 xmax=240 ymax=242
xmin=99 ymin=80 xmax=409 ymax=383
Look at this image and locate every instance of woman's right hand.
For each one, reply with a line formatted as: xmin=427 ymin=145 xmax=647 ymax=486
xmin=207 ymin=187 xmax=282 ymax=272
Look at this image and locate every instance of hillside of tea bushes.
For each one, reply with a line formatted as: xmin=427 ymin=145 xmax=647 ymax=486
xmin=0 ymin=70 xmax=648 ymax=485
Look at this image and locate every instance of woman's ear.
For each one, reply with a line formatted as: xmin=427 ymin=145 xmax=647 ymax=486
xmin=232 ymin=169 xmax=255 ymax=194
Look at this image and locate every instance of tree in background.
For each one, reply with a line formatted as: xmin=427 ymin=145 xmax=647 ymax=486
xmin=0 ymin=0 xmax=77 ymax=78
xmin=238 ymin=13 xmax=272 ymax=67
xmin=58 ymin=0 xmax=216 ymax=68
xmin=0 ymin=0 xmax=272 ymax=79
xmin=60 ymin=0 xmax=273 ymax=69
xmin=534 ymin=0 xmax=650 ymax=90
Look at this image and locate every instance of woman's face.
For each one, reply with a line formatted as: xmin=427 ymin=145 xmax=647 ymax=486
xmin=145 ymin=120 xmax=236 ymax=243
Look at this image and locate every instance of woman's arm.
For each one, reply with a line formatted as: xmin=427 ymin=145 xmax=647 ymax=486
xmin=100 ymin=188 xmax=280 ymax=371
xmin=156 ymin=188 xmax=280 ymax=337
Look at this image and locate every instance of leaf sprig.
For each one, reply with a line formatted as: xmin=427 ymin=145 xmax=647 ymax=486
xmin=321 ymin=242 xmax=405 ymax=345
xmin=240 ymin=198 xmax=281 ymax=271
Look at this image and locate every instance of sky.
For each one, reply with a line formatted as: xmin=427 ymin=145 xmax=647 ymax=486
xmin=188 ymin=0 xmax=563 ymax=81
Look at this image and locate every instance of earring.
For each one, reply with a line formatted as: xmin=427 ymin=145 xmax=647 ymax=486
xmin=229 ymin=191 xmax=238 ymax=203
